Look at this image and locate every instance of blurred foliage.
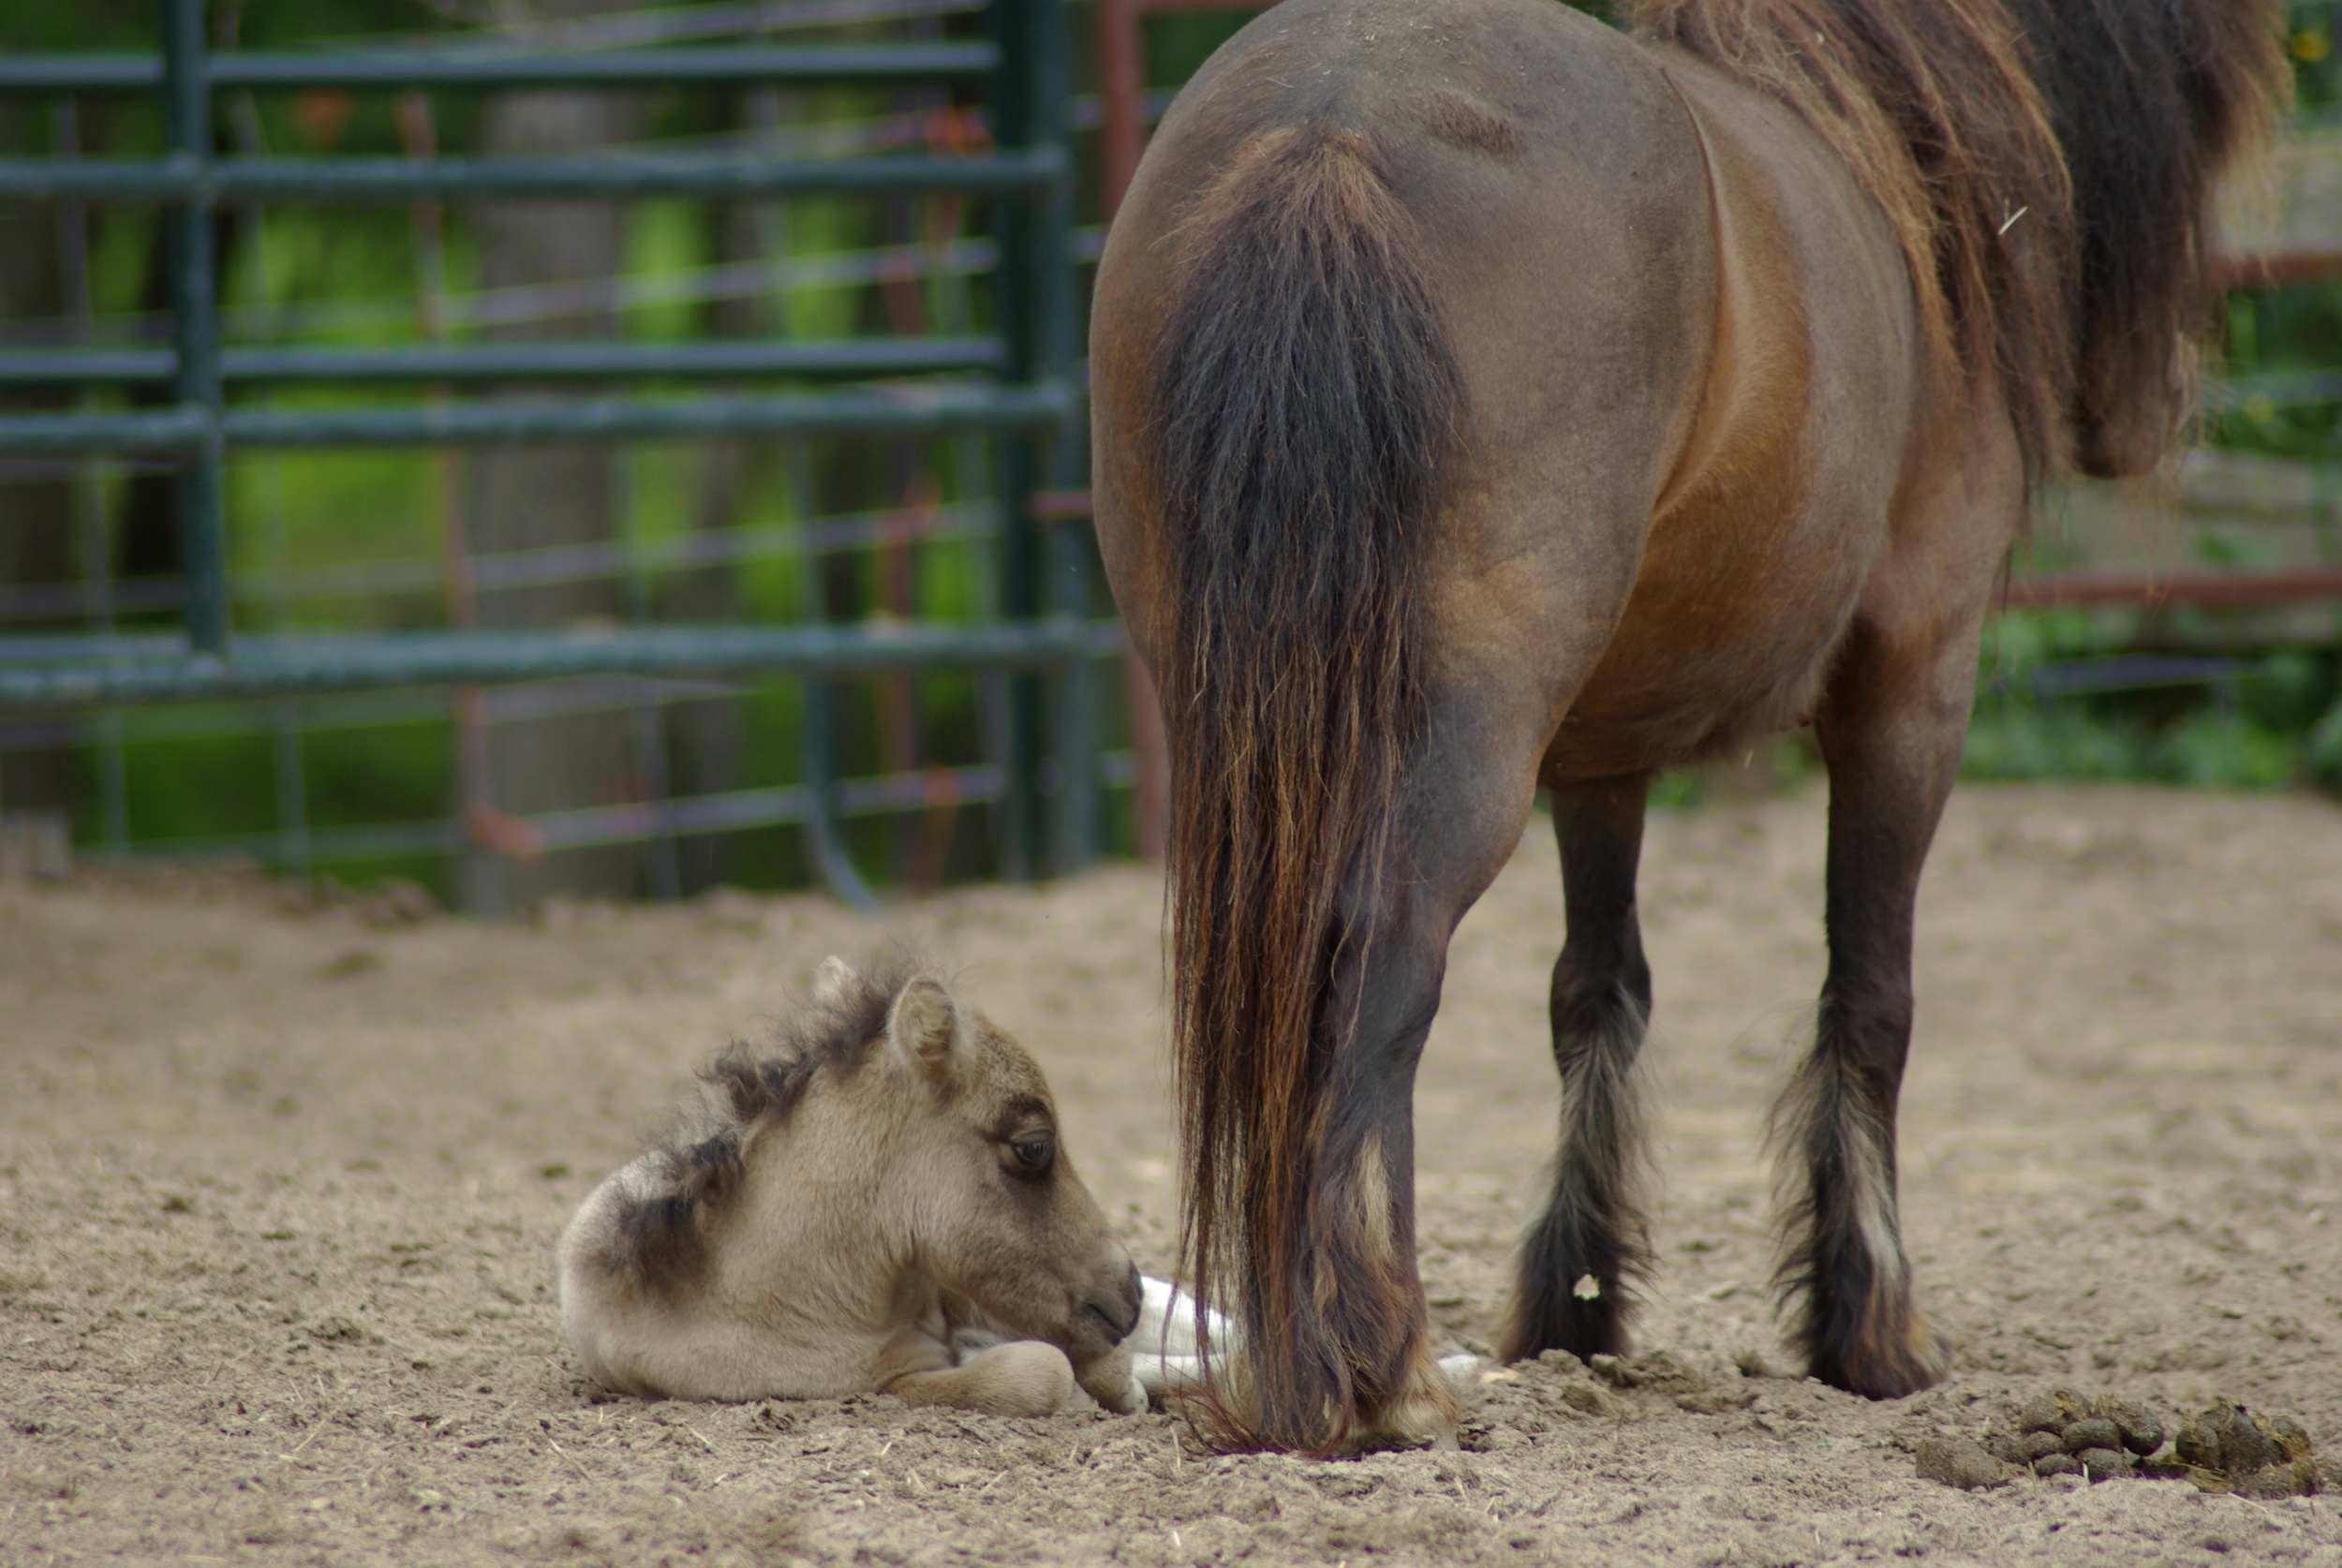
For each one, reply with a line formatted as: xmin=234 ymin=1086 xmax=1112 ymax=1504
xmin=1960 ymin=0 xmax=2342 ymax=798
xmin=2208 ymin=2 xmax=2342 ymax=463
xmin=1964 ymin=611 xmax=2342 ymax=792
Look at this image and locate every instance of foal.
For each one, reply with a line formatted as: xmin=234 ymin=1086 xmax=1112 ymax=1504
xmin=559 ymin=957 xmax=1145 ymax=1416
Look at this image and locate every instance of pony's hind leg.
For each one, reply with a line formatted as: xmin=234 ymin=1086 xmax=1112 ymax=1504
xmin=1779 ymin=629 xmax=1973 ymax=1398
xmin=1501 ymin=773 xmax=1655 ymax=1365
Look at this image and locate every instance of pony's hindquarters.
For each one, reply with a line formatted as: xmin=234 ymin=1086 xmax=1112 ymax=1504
xmin=1090 ymin=0 xmax=1718 ymax=1452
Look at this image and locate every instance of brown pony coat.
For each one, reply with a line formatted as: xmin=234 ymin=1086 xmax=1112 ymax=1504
xmin=1090 ymin=0 xmax=2284 ymax=1452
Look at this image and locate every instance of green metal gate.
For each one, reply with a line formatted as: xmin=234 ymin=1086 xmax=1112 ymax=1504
xmin=0 ymin=0 xmax=1109 ymax=909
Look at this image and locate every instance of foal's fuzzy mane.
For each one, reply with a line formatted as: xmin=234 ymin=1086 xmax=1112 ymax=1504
xmin=602 ymin=956 xmax=914 ymax=1294
xmin=1632 ymin=0 xmax=2287 ymax=476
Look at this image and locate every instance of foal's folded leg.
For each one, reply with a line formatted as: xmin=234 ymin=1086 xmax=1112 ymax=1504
xmin=884 ymin=1339 xmax=1076 ymax=1416
xmin=1075 ymin=1343 xmax=1146 ymax=1413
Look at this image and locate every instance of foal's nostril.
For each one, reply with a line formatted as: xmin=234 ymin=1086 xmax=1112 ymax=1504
xmin=1088 ymin=1261 xmax=1143 ymax=1342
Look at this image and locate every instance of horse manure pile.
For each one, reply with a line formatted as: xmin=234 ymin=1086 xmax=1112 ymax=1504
xmin=2163 ymin=1403 xmax=2334 ymax=1498
xmin=1918 ymin=1388 xmax=2336 ymax=1496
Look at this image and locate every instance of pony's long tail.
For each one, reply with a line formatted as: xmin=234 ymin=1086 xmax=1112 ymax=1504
xmin=1149 ymin=126 xmax=1464 ymax=1452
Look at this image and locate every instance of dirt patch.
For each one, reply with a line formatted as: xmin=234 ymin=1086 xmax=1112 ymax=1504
xmin=3 ymin=782 xmax=2339 ymax=1565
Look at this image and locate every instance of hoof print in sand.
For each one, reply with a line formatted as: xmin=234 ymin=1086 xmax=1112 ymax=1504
xmin=1976 ymin=1390 xmax=2330 ymax=1496
xmin=1457 ymin=1349 xmax=1756 ymax=1451
xmin=1589 ymin=1350 xmax=1756 ymax=1413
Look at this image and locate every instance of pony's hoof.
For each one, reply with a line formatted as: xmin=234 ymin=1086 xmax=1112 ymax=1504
xmin=1810 ymin=1320 xmax=1947 ymax=1399
xmin=1354 ymin=1346 xmax=1462 ymax=1452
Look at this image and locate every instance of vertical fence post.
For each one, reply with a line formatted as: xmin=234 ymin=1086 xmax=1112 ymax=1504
xmin=785 ymin=443 xmax=879 ymax=913
xmin=54 ymin=96 xmax=131 ymax=855
xmin=988 ymin=0 xmax=1076 ymax=878
xmin=1047 ymin=474 xmax=1100 ymax=875
xmin=1092 ymin=0 xmax=1172 ymax=861
xmin=986 ymin=0 xmax=1039 ymax=880
xmin=1032 ymin=0 xmax=1096 ymax=877
xmin=162 ymin=0 xmax=229 ymax=657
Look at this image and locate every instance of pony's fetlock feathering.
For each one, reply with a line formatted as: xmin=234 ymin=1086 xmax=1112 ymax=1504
xmin=1501 ymin=988 xmax=1655 ymax=1366
xmin=558 ymin=956 xmax=1144 ymax=1415
xmin=1092 ymin=0 xmax=2283 ymax=1450
xmin=1769 ymin=1043 xmax=1947 ymax=1398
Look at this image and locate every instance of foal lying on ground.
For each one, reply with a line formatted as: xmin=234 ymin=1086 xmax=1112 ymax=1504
xmin=560 ymin=957 xmax=1146 ymax=1416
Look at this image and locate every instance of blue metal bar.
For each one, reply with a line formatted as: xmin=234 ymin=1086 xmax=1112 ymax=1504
xmin=800 ymin=681 xmax=879 ymax=910
xmin=0 ymin=620 xmax=1128 ymax=710
xmin=0 ymin=148 xmax=1067 ymax=201
xmin=164 ymin=0 xmax=229 ymax=656
xmin=984 ymin=0 xmax=1078 ymax=879
xmin=0 ymin=335 xmax=1007 ymax=385
xmin=0 ymin=407 xmax=209 ymax=452
xmin=0 ymin=348 xmax=176 ymax=383
xmin=0 ymin=43 xmax=999 ymax=94
xmin=1028 ymin=0 xmax=1089 ymax=876
xmin=0 ymin=379 xmax=1075 ymax=453
xmin=773 ymin=429 xmax=878 ymax=912
xmin=87 ymin=759 xmax=1029 ymax=869
xmin=1984 ymin=657 xmax=2244 ymax=701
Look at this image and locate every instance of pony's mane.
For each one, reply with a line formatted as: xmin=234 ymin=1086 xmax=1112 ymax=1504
xmin=603 ymin=956 xmax=912 ymax=1292
xmin=1631 ymin=0 xmax=2287 ymax=476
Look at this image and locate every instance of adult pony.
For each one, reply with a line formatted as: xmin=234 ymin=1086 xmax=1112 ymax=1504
xmin=1089 ymin=0 xmax=2285 ymax=1451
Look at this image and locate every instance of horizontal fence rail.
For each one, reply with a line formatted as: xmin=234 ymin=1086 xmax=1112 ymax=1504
xmin=0 ymin=381 xmax=1075 ymax=453
xmin=33 ymin=753 xmax=1138 ymax=871
xmin=0 ymin=148 xmax=1067 ymax=202
xmin=0 ymin=43 xmax=1001 ymax=94
xmin=0 ymin=621 xmax=1128 ymax=709
xmin=0 ymin=337 xmax=1009 ymax=386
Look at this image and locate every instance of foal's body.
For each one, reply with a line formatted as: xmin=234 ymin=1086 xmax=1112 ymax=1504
xmin=561 ymin=959 xmax=1144 ymax=1415
xmin=1090 ymin=0 xmax=2280 ymax=1449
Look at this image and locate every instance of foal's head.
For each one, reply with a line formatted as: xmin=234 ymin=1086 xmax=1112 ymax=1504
xmin=674 ymin=956 xmax=1139 ymax=1370
xmin=834 ymin=960 xmax=1141 ymax=1364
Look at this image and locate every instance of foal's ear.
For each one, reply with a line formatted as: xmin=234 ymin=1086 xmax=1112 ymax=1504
xmin=886 ymin=977 xmax=961 ymax=1073
xmin=810 ymin=954 xmax=859 ymax=1007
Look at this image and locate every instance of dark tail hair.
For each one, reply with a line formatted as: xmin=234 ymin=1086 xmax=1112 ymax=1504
xmin=1149 ymin=127 xmax=1465 ymax=1451
xmin=2007 ymin=0 xmax=2288 ymax=477
xmin=1633 ymin=0 xmax=2288 ymax=479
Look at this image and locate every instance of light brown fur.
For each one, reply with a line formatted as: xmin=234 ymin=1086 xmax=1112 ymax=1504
xmin=558 ymin=958 xmax=1143 ymax=1415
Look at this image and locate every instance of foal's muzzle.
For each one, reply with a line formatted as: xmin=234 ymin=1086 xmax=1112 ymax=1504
xmin=1083 ymin=1260 xmax=1144 ymax=1345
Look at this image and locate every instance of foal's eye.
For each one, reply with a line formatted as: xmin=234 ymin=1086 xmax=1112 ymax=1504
xmin=1009 ymin=1132 xmax=1055 ymax=1173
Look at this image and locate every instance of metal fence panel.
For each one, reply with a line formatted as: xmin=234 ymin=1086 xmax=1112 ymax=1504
xmin=0 ymin=0 xmax=1095 ymax=906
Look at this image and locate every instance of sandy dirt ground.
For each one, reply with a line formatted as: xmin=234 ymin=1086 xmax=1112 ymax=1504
xmin=3 ymin=780 xmax=2340 ymax=1567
